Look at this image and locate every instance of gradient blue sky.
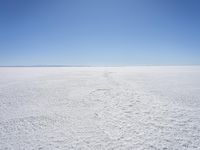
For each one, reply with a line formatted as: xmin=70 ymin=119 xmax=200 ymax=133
xmin=0 ymin=0 xmax=200 ymax=66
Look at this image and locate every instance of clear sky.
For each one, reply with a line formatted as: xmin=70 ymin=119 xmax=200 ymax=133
xmin=0 ymin=0 xmax=200 ymax=66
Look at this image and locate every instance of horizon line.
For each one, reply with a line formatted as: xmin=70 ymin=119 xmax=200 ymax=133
xmin=0 ymin=64 xmax=200 ymax=67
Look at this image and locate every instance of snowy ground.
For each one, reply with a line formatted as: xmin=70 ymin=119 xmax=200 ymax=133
xmin=0 ymin=66 xmax=200 ymax=150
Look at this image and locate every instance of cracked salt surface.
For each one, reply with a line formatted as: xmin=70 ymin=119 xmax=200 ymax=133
xmin=0 ymin=66 xmax=200 ymax=149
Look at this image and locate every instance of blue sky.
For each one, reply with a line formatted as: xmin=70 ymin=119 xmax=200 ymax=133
xmin=0 ymin=0 xmax=200 ymax=66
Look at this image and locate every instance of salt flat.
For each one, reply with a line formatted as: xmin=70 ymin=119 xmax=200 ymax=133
xmin=0 ymin=66 xmax=200 ymax=150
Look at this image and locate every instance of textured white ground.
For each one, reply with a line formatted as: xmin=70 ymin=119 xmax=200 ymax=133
xmin=0 ymin=66 xmax=200 ymax=150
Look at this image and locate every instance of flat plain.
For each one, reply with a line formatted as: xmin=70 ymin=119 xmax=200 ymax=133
xmin=0 ymin=66 xmax=200 ymax=149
